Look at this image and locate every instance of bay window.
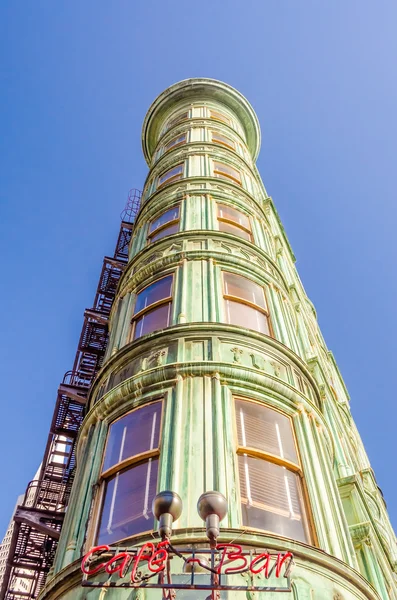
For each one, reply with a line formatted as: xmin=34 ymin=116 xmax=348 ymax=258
xmin=223 ymin=272 xmax=271 ymax=335
xmin=131 ymin=275 xmax=173 ymax=340
xmin=211 ymin=131 xmax=235 ymax=150
xmin=209 ymin=109 xmax=231 ymax=126
xmin=158 ymin=164 xmax=183 ymax=187
xmin=97 ymin=401 xmax=162 ymax=546
xmin=213 ymin=161 xmax=241 ymax=185
xmin=164 ymin=133 xmax=187 ymax=152
xmin=235 ymin=399 xmax=310 ymax=543
xmin=166 ymin=111 xmax=189 ymax=130
xmin=148 ymin=205 xmax=180 ymax=243
xmin=218 ymin=204 xmax=252 ymax=241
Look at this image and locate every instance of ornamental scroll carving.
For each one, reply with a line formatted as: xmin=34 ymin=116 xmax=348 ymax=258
xmin=231 ymin=347 xmax=243 ymax=363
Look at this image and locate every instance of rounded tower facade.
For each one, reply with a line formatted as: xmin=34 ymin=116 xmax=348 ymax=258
xmin=41 ymin=79 xmax=397 ymax=600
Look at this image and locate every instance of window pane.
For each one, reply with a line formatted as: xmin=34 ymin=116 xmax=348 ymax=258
xmin=159 ymin=164 xmax=183 ymax=186
xmin=134 ymin=276 xmax=172 ymax=314
xmin=210 ymin=109 xmax=230 ymax=125
xmin=219 ymin=221 xmax=251 ymax=241
xmin=224 ymin=272 xmax=266 ymax=309
xmin=168 ymin=111 xmax=189 ymax=129
xmin=214 ymin=162 xmax=241 ymax=183
xmin=150 ymin=222 xmax=179 ymax=243
xmin=225 ymin=300 xmax=270 ymax=335
xmin=238 ymin=455 xmax=308 ymax=542
xmin=133 ymin=303 xmax=172 ymax=339
xmin=165 ymin=134 xmax=186 ymax=152
xmin=149 ymin=206 xmax=180 ymax=234
xmin=103 ymin=403 xmax=162 ymax=473
xmin=218 ymin=204 xmax=250 ymax=229
xmin=235 ymin=400 xmax=298 ymax=463
xmin=212 ymin=131 xmax=235 ymax=149
xmin=97 ymin=459 xmax=158 ymax=545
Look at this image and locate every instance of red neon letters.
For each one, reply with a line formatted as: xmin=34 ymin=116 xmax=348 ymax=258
xmin=81 ymin=543 xmax=293 ymax=582
xmin=81 ymin=541 xmax=169 ymax=582
xmin=216 ymin=544 xmax=293 ymax=577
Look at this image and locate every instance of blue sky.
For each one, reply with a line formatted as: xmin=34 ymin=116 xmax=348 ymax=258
xmin=0 ymin=1 xmax=396 ymax=538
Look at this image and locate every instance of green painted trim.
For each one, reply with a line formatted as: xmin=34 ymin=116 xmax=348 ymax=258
xmin=142 ymin=78 xmax=261 ymax=164
xmin=264 ymin=196 xmax=297 ymax=262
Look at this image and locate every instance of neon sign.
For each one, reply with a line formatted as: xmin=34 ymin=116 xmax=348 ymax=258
xmin=81 ymin=542 xmax=294 ymax=593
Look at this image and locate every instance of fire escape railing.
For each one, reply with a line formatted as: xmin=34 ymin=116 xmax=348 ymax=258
xmin=0 ymin=190 xmax=141 ymax=600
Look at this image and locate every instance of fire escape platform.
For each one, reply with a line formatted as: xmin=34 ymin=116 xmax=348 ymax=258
xmin=14 ymin=507 xmax=64 ymax=540
xmin=0 ymin=191 xmax=141 ymax=600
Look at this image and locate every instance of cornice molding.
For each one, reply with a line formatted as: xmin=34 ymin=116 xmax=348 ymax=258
xmin=150 ymin=120 xmax=254 ymax=169
xmin=137 ymin=179 xmax=269 ymax=229
xmin=80 ymin=323 xmax=323 ymax=443
xmin=141 ymin=174 xmax=265 ymax=213
xmin=120 ymin=230 xmax=287 ymax=297
xmin=142 ymin=78 xmax=261 ymax=164
xmin=149 ymin=139 xmax=256 ymax=178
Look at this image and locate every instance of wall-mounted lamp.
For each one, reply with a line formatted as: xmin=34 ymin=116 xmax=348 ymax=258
xmin=197 ymin=491 xmax=228 ymax=548
xmin=152 ymin=491 xmax=183 ymax=540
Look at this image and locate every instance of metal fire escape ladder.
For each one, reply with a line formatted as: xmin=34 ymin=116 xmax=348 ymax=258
xmin=0 ymin=190 xmax=141 ymax=600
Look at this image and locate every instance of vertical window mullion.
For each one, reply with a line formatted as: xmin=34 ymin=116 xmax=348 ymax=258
xmin=118 ymin=427 xmax=127 ymax=463
xmin=143 ymin=458 xmax=153 ymax=520
xmin=106 ymin=474 xmax=119 ymax=534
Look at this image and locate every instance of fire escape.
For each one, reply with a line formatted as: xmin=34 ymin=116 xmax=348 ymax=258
xmin=0 ymin=190 xmax=141 ymax=600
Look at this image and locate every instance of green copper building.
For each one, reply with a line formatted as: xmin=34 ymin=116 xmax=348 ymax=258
xmin=40 ymin=79 xmax=397 ymax=599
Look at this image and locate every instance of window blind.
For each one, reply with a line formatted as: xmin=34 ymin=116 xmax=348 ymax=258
xmin=236 ymin=400 xmax=298 ymax=464
xmin=98 ymin=459 xmax=158 ymax=545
